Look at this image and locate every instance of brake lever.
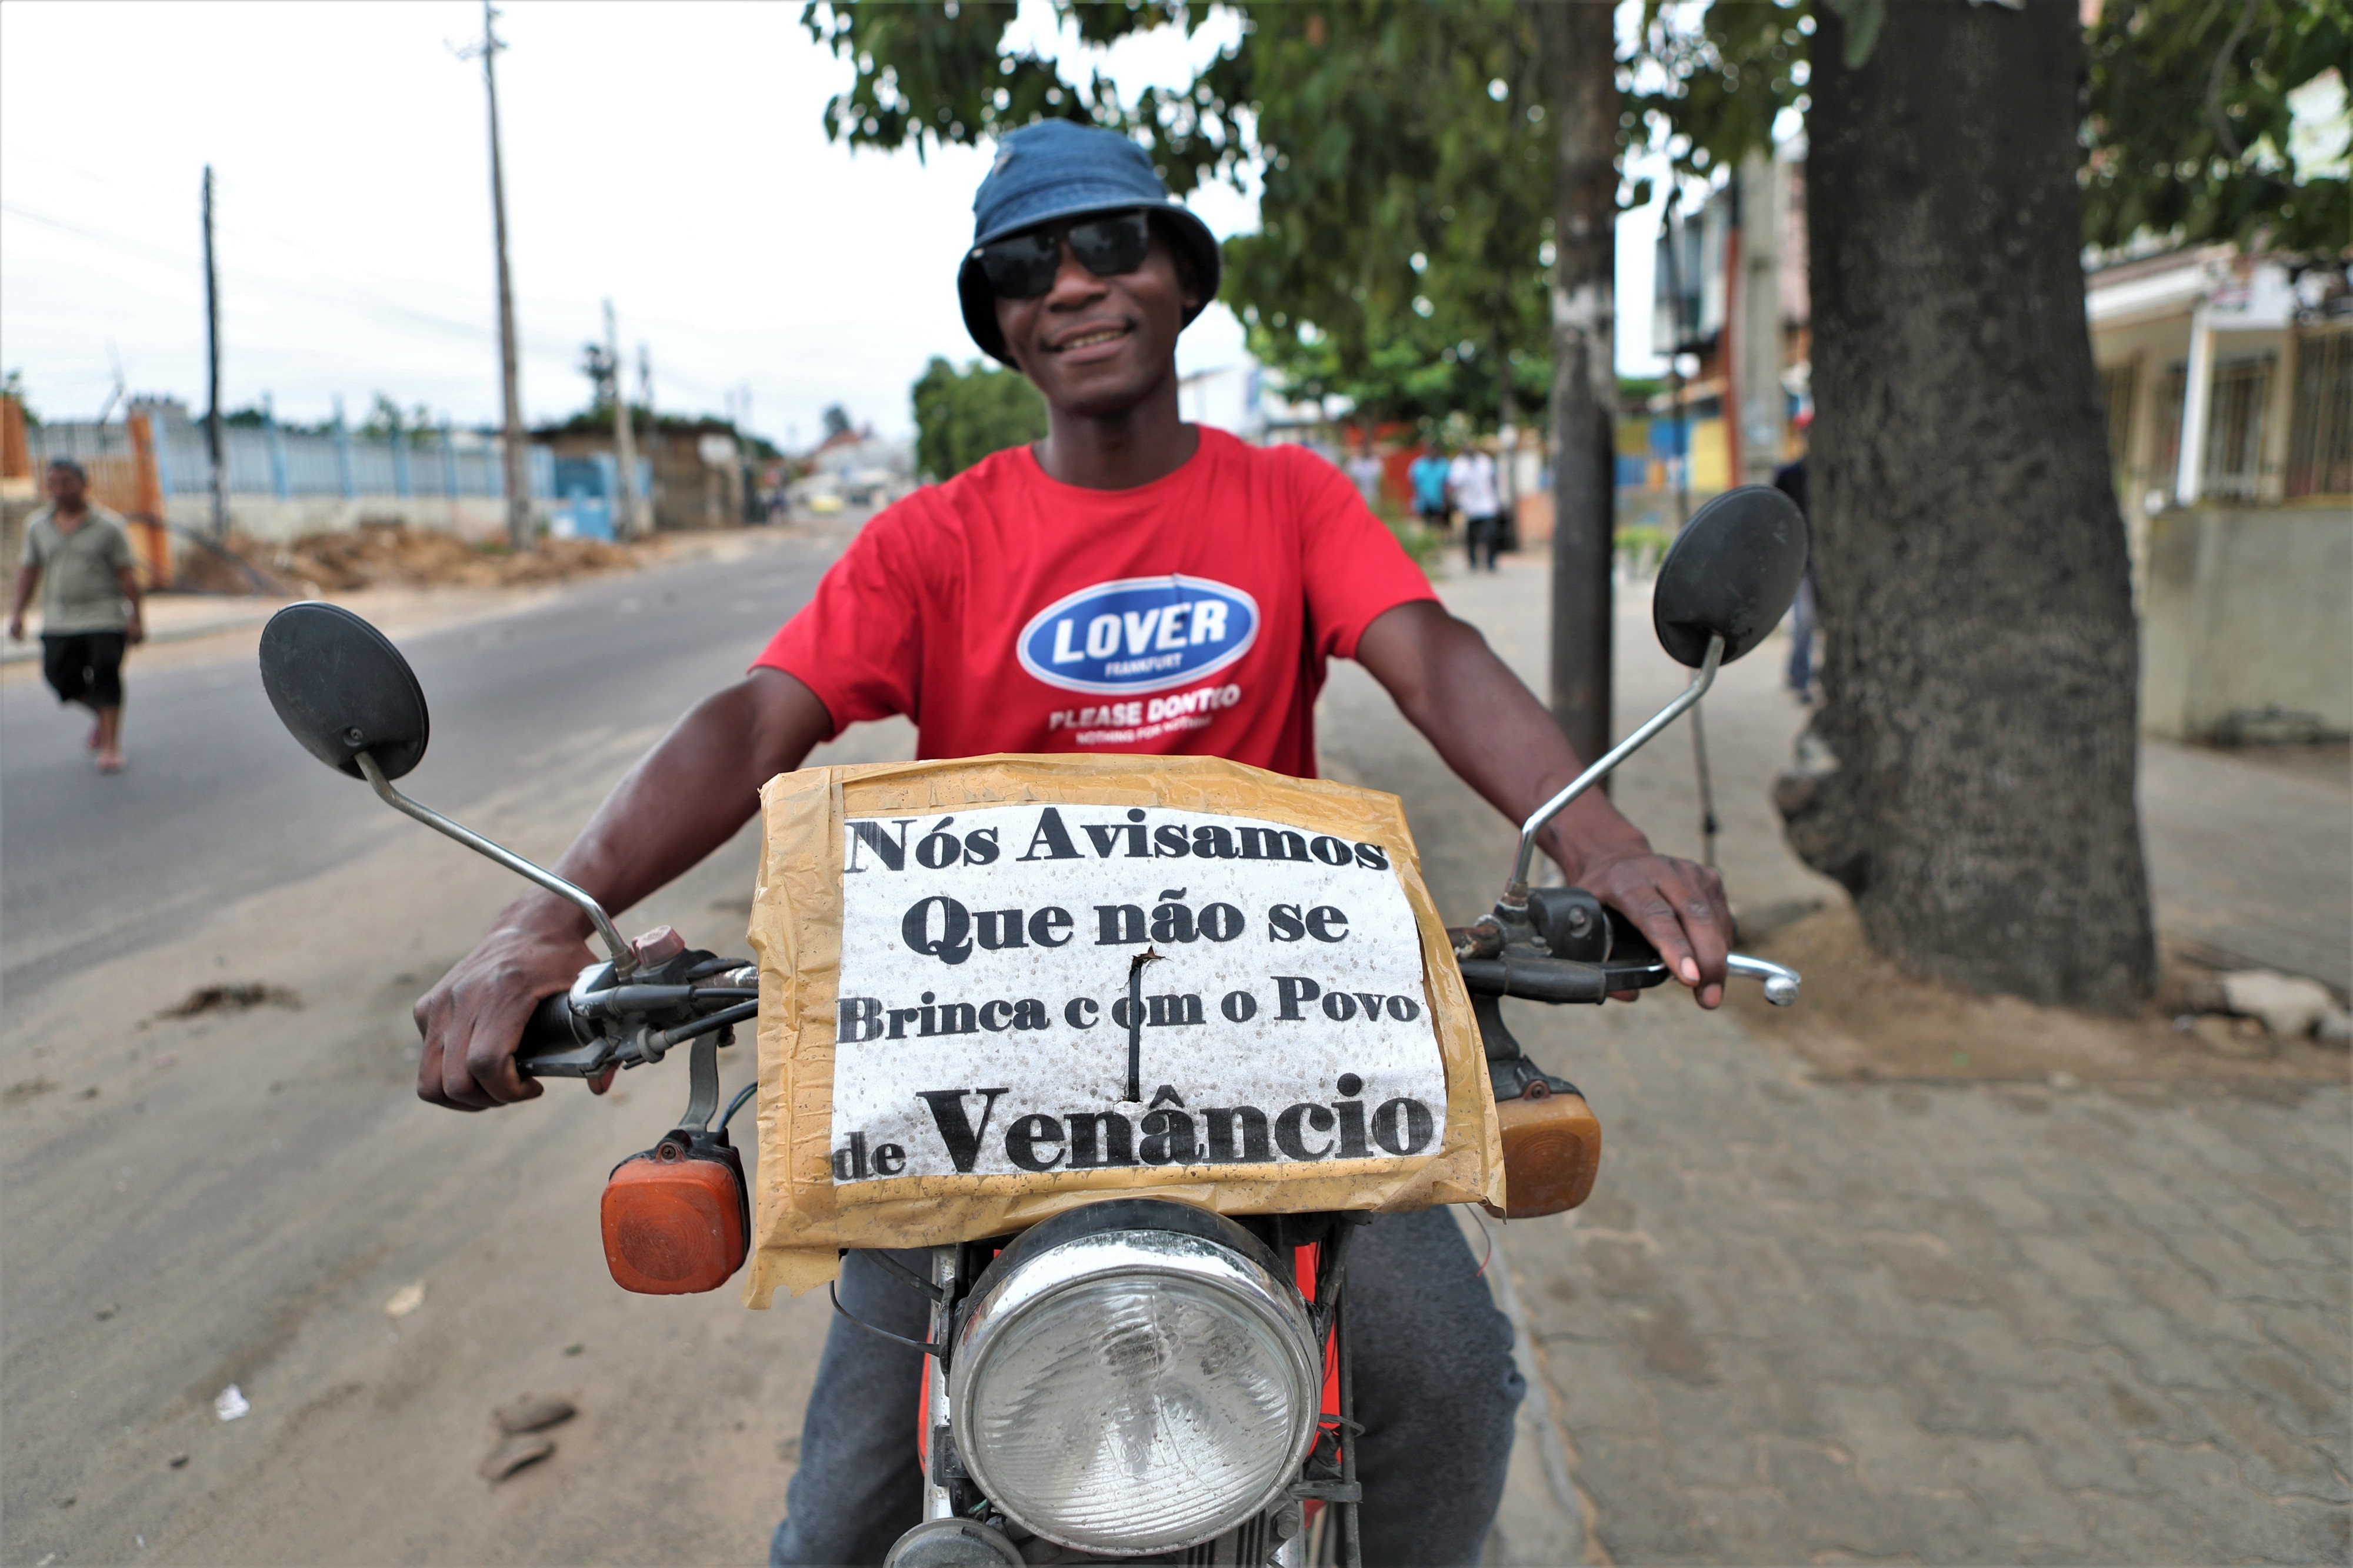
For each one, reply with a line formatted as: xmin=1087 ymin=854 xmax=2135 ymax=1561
xmin=1455 ymin=940 xmax=1798 ymax=1006
xmin=1578 ymin=905 xmax=1802 ymax=1005
xmin=1594 ymin=949 xmax=1802 ymax=1005
xmin=1726 ymin=953 xmax=1800 ymax=1006
xmin=1585 ymin=950 xmax=1800 ymax=1005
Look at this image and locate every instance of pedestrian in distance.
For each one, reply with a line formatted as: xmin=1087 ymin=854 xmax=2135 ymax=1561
xmin=412 ymin=117 xmax=1736 ymax=1568
xmin=1409 ymin=442 xmax=1453 ymax=535
xmin=1449 ymin=438 xmax=1504 ymax=571
xmin=9 ymin=458 xmax=145 ymax=772
xmin=1774 ymin=408 xmax=1816 ymax=703
xmin=1344 ymin=443 xmax=1384 ymax=508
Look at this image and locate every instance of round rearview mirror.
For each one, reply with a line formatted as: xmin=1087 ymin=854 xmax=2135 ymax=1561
xmin=1652 ymin=485 xmax=1809 ymax=669
xmin=258 ymin=602 xmax=430 ymax=781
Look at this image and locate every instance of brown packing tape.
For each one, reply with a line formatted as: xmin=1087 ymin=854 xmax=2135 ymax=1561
xmin=742 ymin=755 xmax=1502 ymax=1307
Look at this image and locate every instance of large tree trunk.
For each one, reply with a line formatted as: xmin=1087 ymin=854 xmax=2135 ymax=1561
xmin=1541 ymin=0 xmax=1616 ymax=771
xmin=1779 ymin=0 xmax=2155 ymax=1009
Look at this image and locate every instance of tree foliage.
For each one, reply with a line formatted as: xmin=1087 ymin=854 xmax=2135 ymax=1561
xmin=1222 ymin=1 xmax=1555 ymax=433
xmin=580 ymin=341 xmax=621 ymax=412
xmin=1628 ymin=1 xmax=1813 ymax=186
xmin=2082 ymin=0 xmax=2349 ymax=255
xmin=804 ymin=1 xmax=1558 ymax=432
xmin=911 ymin=356 xmax=1047 ymax=481
xmin=1630 ymin=0 xmax=2347 ymax=257
xmin=1 ymin=368 xmax=34 ymax=425
xmin=818 ymin=0 xmax=2340 ymax=444
xmin=799 ymin=1 xmax=1249 ymax=195
xmin=358 ymin=393 xmax=444 ymax=443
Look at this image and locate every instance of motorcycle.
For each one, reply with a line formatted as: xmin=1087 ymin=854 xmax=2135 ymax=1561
xmin=257 ymin=485 xmax=1807 ymax=1566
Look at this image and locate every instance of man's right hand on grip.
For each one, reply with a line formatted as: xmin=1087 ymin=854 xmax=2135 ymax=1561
xmin=412 ymin=913 xmax=594 ymax=1111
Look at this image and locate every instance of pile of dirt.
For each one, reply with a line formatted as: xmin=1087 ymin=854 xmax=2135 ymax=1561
xmin=161 ymin=982 xmax=303 ymax=1017
xmin=1727 ymin=903 xmax=2351 ymax=1090
xmin=174 ymin=522 xmax=636 ymax=595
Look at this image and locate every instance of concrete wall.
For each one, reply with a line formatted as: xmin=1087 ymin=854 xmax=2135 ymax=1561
xmin=2141 ymin=503 xmax=2353 ymax=742
xmin=159 ymin=493 xmax=520 ymax=546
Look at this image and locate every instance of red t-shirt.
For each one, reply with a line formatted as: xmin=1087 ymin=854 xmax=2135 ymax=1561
xmin=755 ymin=428 xmax=1434 ymax=777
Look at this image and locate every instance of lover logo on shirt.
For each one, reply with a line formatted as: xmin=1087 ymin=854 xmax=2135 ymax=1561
xmin=1015 ymin=575 xmax=1259 ymax=696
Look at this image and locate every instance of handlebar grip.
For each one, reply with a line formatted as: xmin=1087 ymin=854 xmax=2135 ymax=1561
xmin=517 ymin=992 xmax=591 ymax=1062
xmin=1457 ymin=955 xmax=1611 ymax=1003
xmin=1602 ymin=909 xmax=1662 ymax=965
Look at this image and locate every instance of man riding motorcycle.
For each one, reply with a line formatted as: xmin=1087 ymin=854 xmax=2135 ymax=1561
xmin=414 ymin=120 xmax=1737 ymax=1566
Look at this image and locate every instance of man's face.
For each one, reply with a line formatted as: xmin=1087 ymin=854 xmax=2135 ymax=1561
xmin=45 ymin=466 xmax=86 ymax=509
xmin=994 ymin=222 xmax=1197 ymax=419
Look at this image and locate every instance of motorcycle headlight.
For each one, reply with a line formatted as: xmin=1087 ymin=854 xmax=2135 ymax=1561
xmin=948 ymin=1202 xmax=1321 ymax=1556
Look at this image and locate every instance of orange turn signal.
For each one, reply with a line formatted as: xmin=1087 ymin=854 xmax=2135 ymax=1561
xmin=1494 ymin=1085 xmax=1602 ymax=1219
xmin=601 ymin=1136 xmax=748 ymax=1295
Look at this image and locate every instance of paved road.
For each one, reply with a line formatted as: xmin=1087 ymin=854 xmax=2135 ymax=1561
xmin=1 ymin=542 xmax=832 ymax=1002
xmin=1323 ymin=561 xmax=2351 ymax=1566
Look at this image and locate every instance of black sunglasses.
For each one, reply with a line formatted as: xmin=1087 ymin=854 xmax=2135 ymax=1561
xmin=972 ymin=210 xmax=1153 ymax=300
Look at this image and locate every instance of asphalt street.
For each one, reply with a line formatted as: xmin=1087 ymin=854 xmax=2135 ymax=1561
xmin=1 ymin=541 xmax=833 ymax=1002
xmin=1 ymin=532 xmax=919 ymax=1565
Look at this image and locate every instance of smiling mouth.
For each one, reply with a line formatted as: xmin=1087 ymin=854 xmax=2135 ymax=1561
xmin=1053 ymin=324 xmax=1131 ymax=352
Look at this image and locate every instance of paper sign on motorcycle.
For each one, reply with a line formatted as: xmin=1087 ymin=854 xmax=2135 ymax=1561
xmin=743 ymin=755 xmax=1502 ymax=1305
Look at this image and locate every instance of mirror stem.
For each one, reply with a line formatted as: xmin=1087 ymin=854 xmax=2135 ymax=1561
xmin=1501 ymin=634 xmax=1724 ymax=910
xmin=355 ymin=750 xmax=637 ymax=976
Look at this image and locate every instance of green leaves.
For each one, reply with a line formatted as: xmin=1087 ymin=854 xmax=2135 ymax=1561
xmin=826 ymin=0 xmax=2342 ymax=455
xmin=1217 ymin=0 xmax=1554 ymax=429
xmin=2082 ymin=0 xmax=2351 ymax=255
xmin=1629 ymin=1 xmax=1811 ymax=189
xmin=910 ymin=356 xmax=1046 ymax=480
xmin=1631 ymin=0 xmax=2341 ymax=255
xmin=798 ymin=1 xmax=1249 ymax=194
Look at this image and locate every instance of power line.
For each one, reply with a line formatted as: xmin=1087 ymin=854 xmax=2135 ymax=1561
xmin=5 ymin=197 xmax=777 ymax=430
xmin=1 ymin=198 xmax=576 ymax=358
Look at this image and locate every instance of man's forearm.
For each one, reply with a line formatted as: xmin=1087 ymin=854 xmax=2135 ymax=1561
xmin=11 ymin=566 xmax=39 ymax=620
xmin=1356 ymin=603 xmax=1650 ymax=881
xmin=504 ymin=669 xmax=831 ymax=940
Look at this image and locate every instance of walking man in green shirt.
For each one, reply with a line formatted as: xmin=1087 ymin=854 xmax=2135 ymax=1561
xmin=9 ymin=458 xmax=146 ymax=772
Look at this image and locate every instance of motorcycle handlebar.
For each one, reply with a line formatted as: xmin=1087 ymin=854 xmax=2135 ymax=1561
xmin=522 ymin=992 xmax=586 ymax=1049
xmin=1455 ymin=954 xmax=1613 ymax=1003
xmin=515 ymin=992 xmax=598 ymax=1076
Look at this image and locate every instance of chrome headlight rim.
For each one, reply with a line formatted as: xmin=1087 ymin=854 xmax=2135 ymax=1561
xmin=948 ymin=1200 xmax=1321 ymax=1557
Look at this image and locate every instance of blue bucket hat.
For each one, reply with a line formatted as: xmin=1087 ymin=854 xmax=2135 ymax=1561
xmin=958 ymin=118 xmax=1222 ymax=366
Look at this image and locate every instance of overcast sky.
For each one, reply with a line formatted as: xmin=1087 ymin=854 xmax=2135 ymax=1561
xmin=1 ymin=1 xmax=1676 ymax=446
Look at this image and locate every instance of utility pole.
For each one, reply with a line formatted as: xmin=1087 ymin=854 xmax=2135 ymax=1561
xmin=604 ymin=299 xmax=640 ymax=538
xmin=202 ymin=166 xmax=228 ymax=542
xmin=636 ymin=343 xmax=654 ymax=419
xmin=1661 ymin=189 xmax=1692 ymax=533
xmin=1541 ymin=2 xmax=1619 ymax=775
xmin=1733 ymin=149 xmax=1785 ymax=489
xmin=466 ymin=2 xmax=532 ymax=551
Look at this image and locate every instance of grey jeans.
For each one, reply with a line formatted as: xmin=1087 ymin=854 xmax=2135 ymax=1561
xmin=771 ymin=1206 xmax=1522 ymax=1567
